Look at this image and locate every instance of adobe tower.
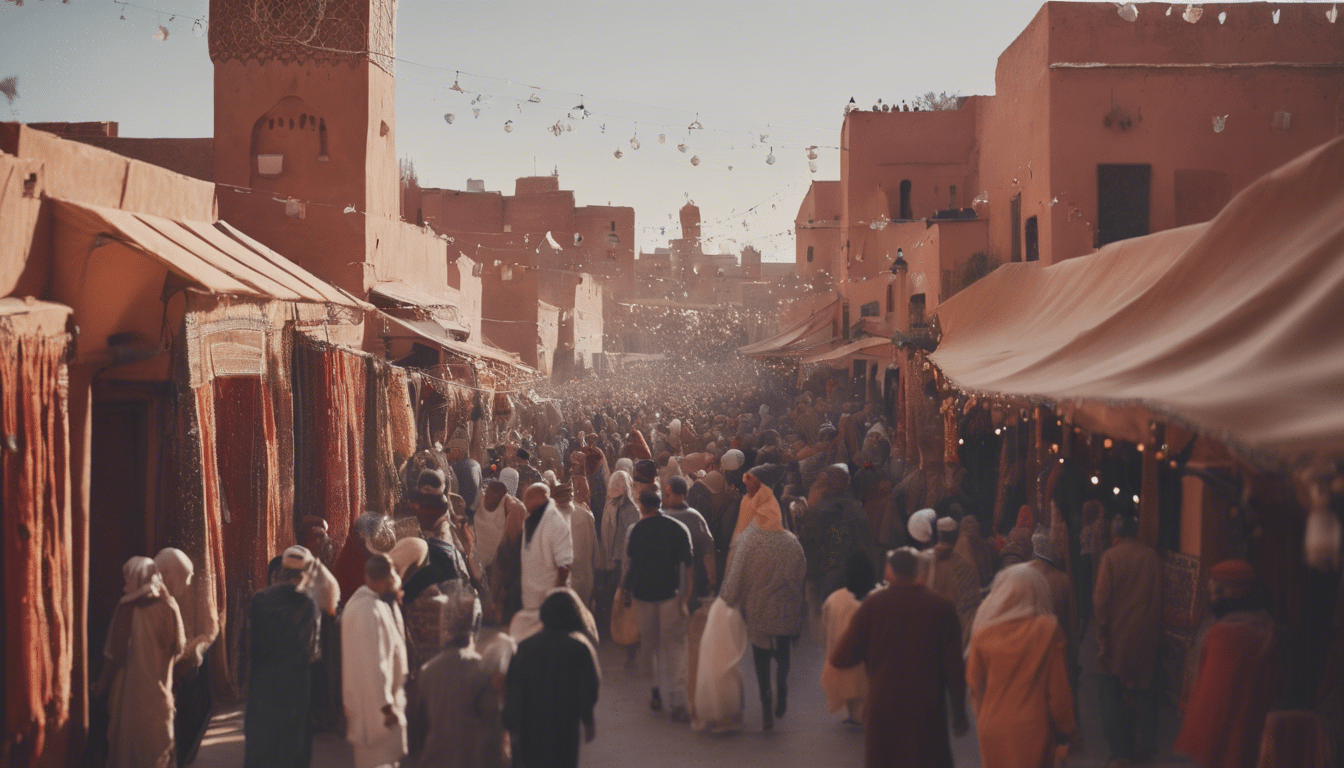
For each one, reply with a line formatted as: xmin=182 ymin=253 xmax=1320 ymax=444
xmin=208 ymin=0 xmax=400 ymax=291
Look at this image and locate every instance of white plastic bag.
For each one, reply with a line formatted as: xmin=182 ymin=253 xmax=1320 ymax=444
xmin=693 ymin=598 xmax=747 ymax=732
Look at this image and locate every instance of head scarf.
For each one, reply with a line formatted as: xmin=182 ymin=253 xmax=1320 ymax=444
xmin=499 ymin=467 xmax=520 ymax=497
xmin=542 ymin=469 xmax=559 ymax=488
xmin=389 ymin=537 xmax=429 ymax=580
xmin=120 ymin=556 xmax=164 ymax=604
xmin=907 ymin=508 xmax=937 ymax=545
xmin=153 ymin=548 xmax=193 ymax=603
xmin=970 ymin=563 xmax=1054 ymax=644
xmin=734 ymin=481 xmax=784 ymax=538
xmin=355 ymin=512 xmax=397 ymax=554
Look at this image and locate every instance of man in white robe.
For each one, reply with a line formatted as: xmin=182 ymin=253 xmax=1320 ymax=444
xmin=554 ymin=482 xmax=599 ymax=608
xmin=342 ymin=553 xmax=409 ymax=768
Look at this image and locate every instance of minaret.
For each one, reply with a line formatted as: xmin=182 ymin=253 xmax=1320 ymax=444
xmin=208 ymin=0 xmax=399 ymax=291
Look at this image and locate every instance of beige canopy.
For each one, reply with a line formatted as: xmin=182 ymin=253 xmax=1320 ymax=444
xmin=929 ymin=135 xmax=1344 ymax=463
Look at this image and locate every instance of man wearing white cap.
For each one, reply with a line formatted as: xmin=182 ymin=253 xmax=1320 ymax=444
xmin=244 ymin=546 xmax=322 ymax=768
xmin=926 ymin=517 xmax=981 ymax=650
xmin=342 ymin=553 xmax=409 ymax=768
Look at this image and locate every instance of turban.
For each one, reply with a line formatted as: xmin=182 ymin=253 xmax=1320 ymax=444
xmin=908 ymin=508 xmax=937 ymax=545
xmin=634 ymin=459 xmax=658 ymax=485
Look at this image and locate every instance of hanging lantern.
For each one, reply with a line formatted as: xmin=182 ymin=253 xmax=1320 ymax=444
xmin=806 ymin=146 xmax=818 ymax=160
xmin=690 ymin=155 xmax=701 ymax=166
xmin=614 ymin=148 xmax=623 ymax=159
xmin=504 ymin=120 xmax=514 ymax=132
xmin=451 ymin=74 xmax=465 ymax=92
xmin=630 ymin=135 xmax=641 ymax=150
xmin=658 ymin=133 xmax=666 ymax=143
xmin=678 ymin=142 xmax=689 ymax=153
xmin=766 ymin=148 xmax=776 ymax=165
xmin=444 ymin=113 xmax=455 ymax=124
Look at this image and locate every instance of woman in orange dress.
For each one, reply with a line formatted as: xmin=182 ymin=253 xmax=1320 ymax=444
xmin=966 ymin=564 xmax=1076 ymax=768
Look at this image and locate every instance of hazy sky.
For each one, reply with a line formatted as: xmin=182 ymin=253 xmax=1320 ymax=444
xmin=0 ymin=0 xmax=1308 ymax=260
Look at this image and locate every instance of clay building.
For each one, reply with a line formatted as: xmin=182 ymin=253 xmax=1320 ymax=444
xmin=781 ymin=0 xmax=1344 ymax=364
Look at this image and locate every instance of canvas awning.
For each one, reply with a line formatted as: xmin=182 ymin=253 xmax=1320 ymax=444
xmin=52 ymin=200 xmax=367 ymax=309
xmin=379 ymin=311 xmax=530 ymax=371
xmin=739 ymin=299 xmax=838 ymax=357
xmin=929 ymin=135 xmax=1344 ymax=462
xmin=370 ymin=280 xmax=461 ymax=311
xmin=800 ymin=335 xmax=891 ymax=365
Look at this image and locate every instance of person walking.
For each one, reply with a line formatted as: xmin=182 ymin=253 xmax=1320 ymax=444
xmin=519 ymin=482 xmax=574 ymax=612
xmin=798 ymin=464 xmax=878 ymax=623
xmin=718 ymin=486 xmax=807 ymax=731
xmin=821 ymin=552 xmax=877 ymax=726
xmin=1094 ymin=513 xmax=1162 ymax=768
xmin=554 ymin=481 xmax=601 ymax=609
xmin=342 ymin=554 xmax=409 ymax=768
xmin=152 ymin=548 xmax=215 ymax=767
xmin=599 ymin=469 xmax=641 ymax=640
xmin=829 ymin=548 xmax=970 ymax=768
xmin=966 ymin=563 xmax=1076 ymax=768
xmin=928 ymin=516 xmax=982 ymax=650
xmin=405 ymin=583 xmax=508 ymax=768
xmin=622 ymin=490 xmax=696 ymax=722
xmin=94 ymin=556 xmax=186 ymax=768
xmin=1175 ymin=560 xmax=1278 ymax=768
xmin=504 ymin=590 xmax=601 ymax=768
xmin=244 ymin=547 xmax=322 ymax=768
xmin=662 ymin=475 xmax=717 ymax=603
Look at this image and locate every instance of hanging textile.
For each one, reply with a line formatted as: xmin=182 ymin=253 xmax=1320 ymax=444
xmin=1 ymin=308 xmax=74 ymax=765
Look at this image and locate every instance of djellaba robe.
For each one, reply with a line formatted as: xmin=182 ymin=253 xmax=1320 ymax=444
xmin=1093 ymin=538 xmax=1162 ymax=690
xmin=966 ymin=614 xmax=1076 ymax=768
xmin=829 ymin=582 xmax=966 ymax=768
xmin=244 ymin=584 xmax=321 ymax=768
xmin=503 ymin=628 xmax=600 ymax=768
xmin=405 ymin=644 xmax=508 ymax=768
xmin=102 ymin=593 xmax=186 ymax=768
xmin=342 ymin=585 xmax=409 ymax=768
xmin=1175 ymin=610 xmax=1277 ymax=768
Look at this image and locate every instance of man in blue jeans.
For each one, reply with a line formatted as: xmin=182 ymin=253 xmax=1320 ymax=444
xmin=621 ymin=490 xmax=695 ymax=723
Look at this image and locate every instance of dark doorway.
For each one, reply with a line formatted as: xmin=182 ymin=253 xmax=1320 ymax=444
xmin=1097 ymin=163 xmax=1152 ymax=246
xmin=909 ymin=293 xmax=927 ymax=329
xmin=1010 ymin=193 xmax=1022 ymax=262
xmin=899 ymin=180 xmax=913 ymax=220
xmin=1025 ymin=216 xmax=1039 ymax=262
xmin=86 ymin=400 xmax=150 ymax=763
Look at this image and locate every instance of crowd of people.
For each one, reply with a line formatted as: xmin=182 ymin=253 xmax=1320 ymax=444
xmin=92 ymin=362 xmax=1281 ymax=768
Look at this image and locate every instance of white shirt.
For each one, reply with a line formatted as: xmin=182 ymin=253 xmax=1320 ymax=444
xmin=520 ymin=503 xmax=574 ymax=611
xmin=341 ymin=585 xmax=408 ymax=763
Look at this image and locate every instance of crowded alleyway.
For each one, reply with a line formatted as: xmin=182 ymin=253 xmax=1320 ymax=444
xmin=192 ymin=624 xmax=1192 ymax=768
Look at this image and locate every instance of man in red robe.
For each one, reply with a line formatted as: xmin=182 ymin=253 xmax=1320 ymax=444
xmin=1175 ymin=559 xmax=1278 ymax=768
xmin=830 ymin=548 xmax=969 ymax=768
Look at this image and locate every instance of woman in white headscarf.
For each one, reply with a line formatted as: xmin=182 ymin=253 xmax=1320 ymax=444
xmin=601 ymin=470 xmax=640 ymax=576
xmin=94 ymin=557 xmax=186 ymax=768
xmin=907 ymin=508 xmax=938 ymax=549
xmin=966 ymin=564 xmax=1075 ymax=768
xmin=499 ymin=467 xmax=521 ymax=498
xmin=153 ymin=548 xmax=217 ymax=766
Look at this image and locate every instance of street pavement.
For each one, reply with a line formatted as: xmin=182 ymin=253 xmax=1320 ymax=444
xmin=193 ymin=619 xmax=1195 ymax=767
